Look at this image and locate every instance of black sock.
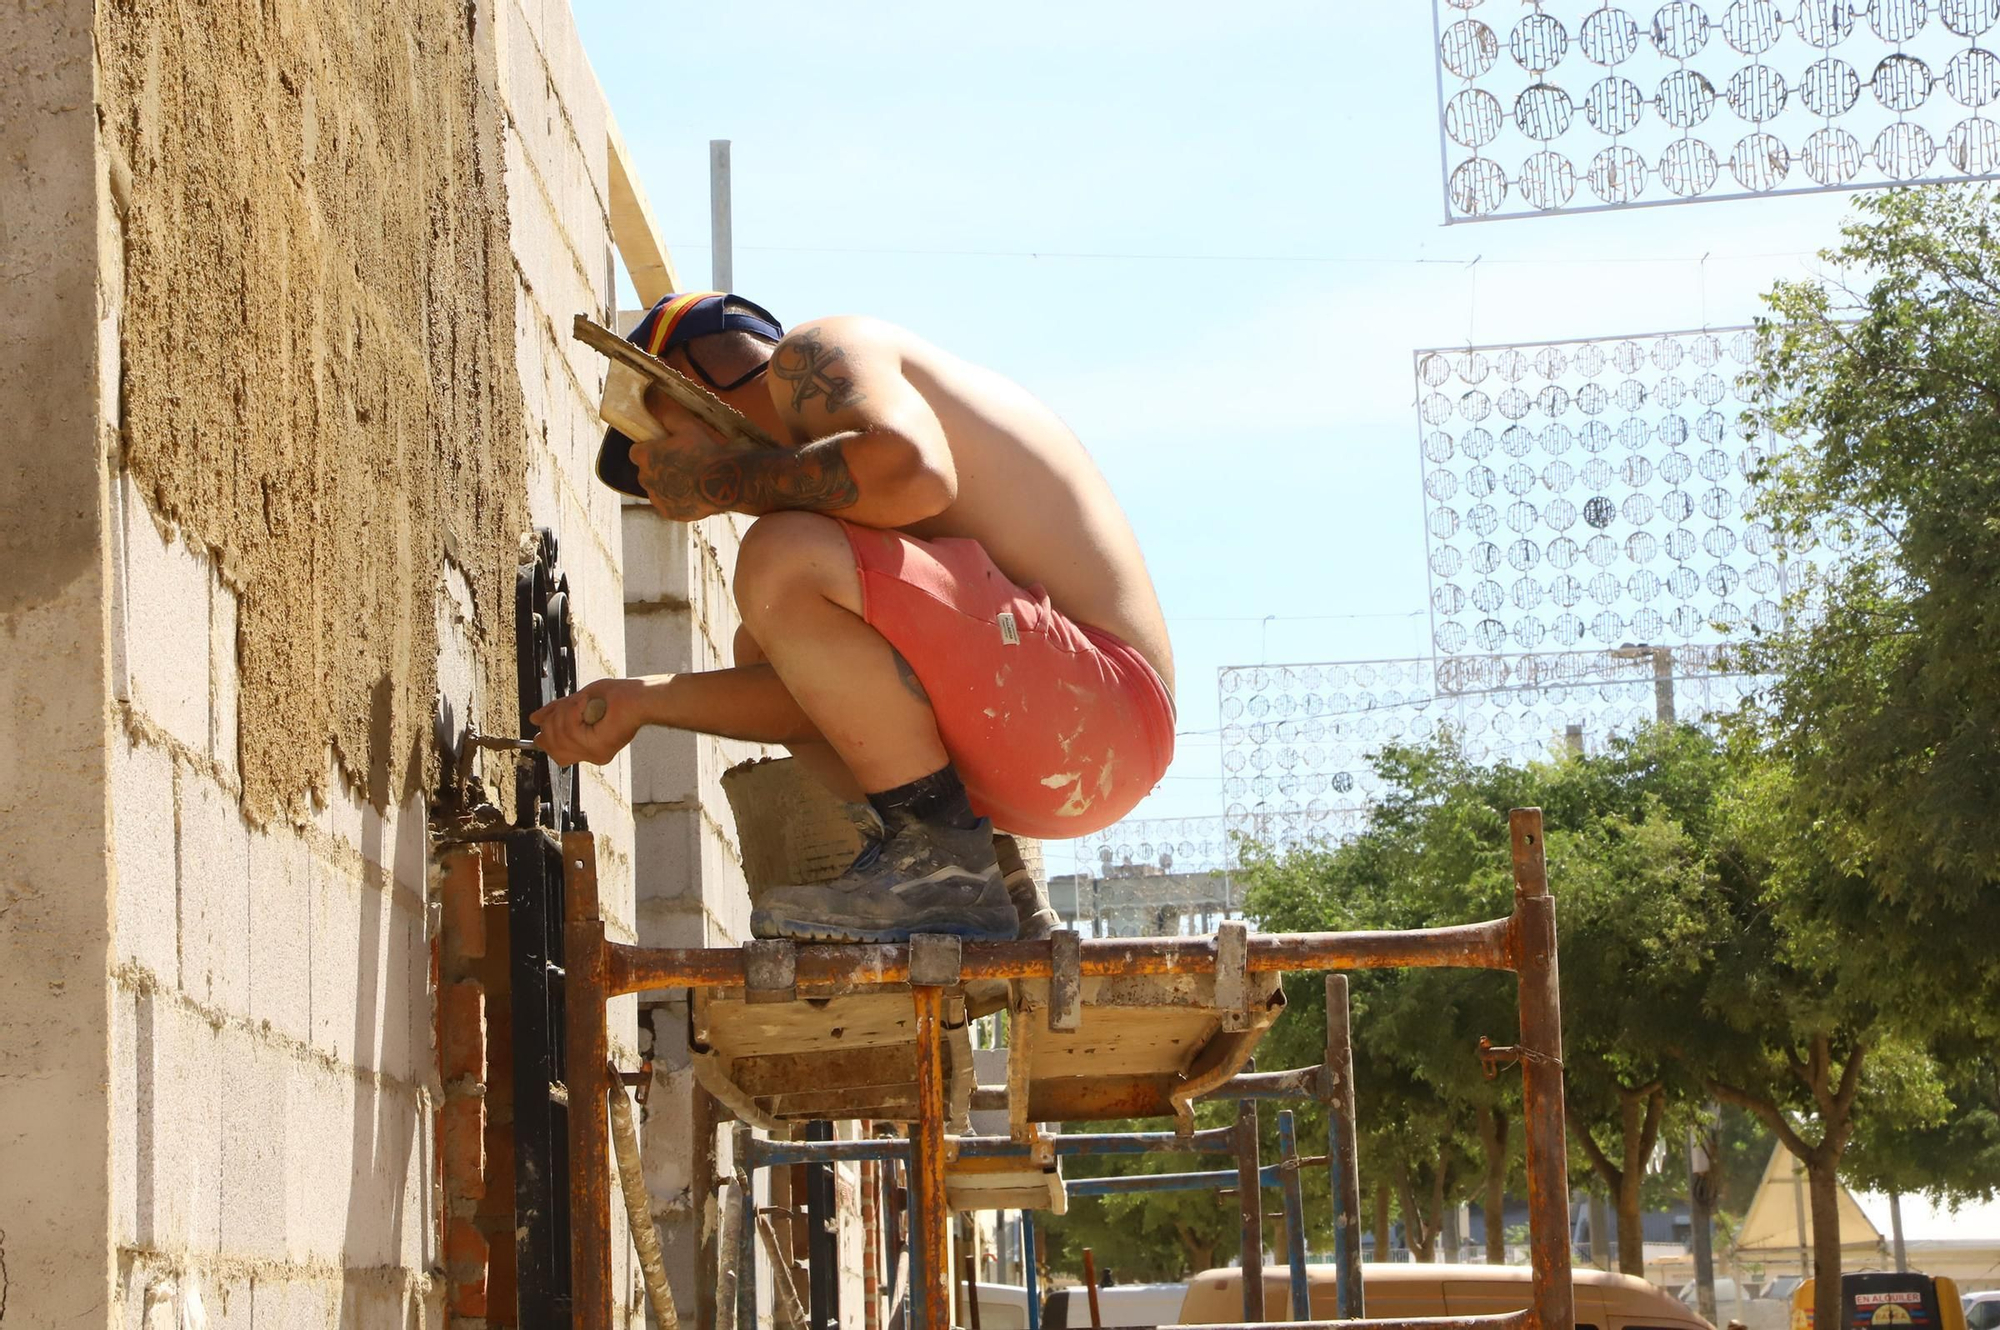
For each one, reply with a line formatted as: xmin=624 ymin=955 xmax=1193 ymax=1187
xmin=867 ymin=765 xmax=982 ymax=833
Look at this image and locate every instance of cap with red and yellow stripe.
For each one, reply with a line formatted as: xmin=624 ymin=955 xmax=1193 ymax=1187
xmin=595 ymin=291 xmax=784 ymax=497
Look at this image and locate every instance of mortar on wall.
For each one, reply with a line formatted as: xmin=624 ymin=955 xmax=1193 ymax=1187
xmin=719 ymin=756 xmax=1044 ymax=896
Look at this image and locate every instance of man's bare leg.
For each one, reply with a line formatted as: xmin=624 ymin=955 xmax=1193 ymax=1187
xmin=726 ymin=511 xmax=1013 ymax=942
xmin=730 ymin=625 xmax=865 ymax=803
xmin=730 ymin=511 xmax=951 ymax=791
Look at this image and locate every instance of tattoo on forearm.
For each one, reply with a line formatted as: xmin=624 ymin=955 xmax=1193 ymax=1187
xmin=637 ymin=437 xmax=861 ymax=521
xmin=890 ymin=648 xmax=930 ymax=705
xmin=772 ymin=330 xmax=867 ymax=414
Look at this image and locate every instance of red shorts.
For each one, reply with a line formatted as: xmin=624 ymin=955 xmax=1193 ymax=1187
xmin=840 ymin=523 xmax=1176 ymax=840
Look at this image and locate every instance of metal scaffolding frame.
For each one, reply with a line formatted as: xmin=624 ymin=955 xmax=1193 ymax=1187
xmin=556 ymin=808 xmax=1571 ymax=1330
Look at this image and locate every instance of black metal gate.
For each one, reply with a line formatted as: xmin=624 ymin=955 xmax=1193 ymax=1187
xmin=512 ymin=528 xmax=587 ymax=1327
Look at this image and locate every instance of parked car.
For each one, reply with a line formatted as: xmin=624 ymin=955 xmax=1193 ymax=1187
xmin=1178 ymin=1262 xmax=1712 ymax=1330
xmin=1962 ymin=1288 xmax=2000 ymax=1330
xmin=1039 ymin=1282 xmax=1190 ymax=1330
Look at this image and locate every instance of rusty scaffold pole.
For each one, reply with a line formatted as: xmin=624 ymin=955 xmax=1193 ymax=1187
xmin=564 ymin=831 xmax=613 ymax=1330
xmin=1510 ymin=808 xmax=1574 ymax=1330
xmin=1324 ymin=974 xmax=1365 ymax=1319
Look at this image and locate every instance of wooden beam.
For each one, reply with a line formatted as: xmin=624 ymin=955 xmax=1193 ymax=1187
xmin=606 ymin=113 xmax=678 ymax=307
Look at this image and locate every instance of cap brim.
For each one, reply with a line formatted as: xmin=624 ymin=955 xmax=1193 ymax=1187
xmin=596 ymin=427 xmax=649 ymax=499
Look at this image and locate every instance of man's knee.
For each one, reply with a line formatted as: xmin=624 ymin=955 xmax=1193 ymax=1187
xmin=735 ymin=512 xmax=859 ymax=621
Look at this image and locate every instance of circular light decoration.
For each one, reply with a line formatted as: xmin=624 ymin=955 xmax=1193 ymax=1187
xmin=1871 ymin=54 xmax=1934 ymax=112
xmin=1875 ymin=120 xmax=1939 ymax=176
xmin=1447 ymin=88 xmax=1506 ymax=145
xmin=1730 ymin=131 xmax=1791 ymax=188
xmin=1450 ymin=157 xmax=1509 ymax=214
xmin=1660 ymin=138 xmax=1722 ymax=194
xmin=1722 ymin=0 xmax=1785 ymax=53
xmin=1588 ymin=75 xmax=1649 ymax=132
xmin=1795 ymin=0 xmax=1856 ymax=46
xmin=1519 ymin=151 xmax=1578 ymax=208
xmin=1517 ymin=84 xmax=1577 ymax=139
xmin=1512 ymin=11 xmax=1571 ymax=68
xmin=1729 ymin=63 xmax=1790 ymax=119
xmin=1869 ymin=0 xmax=1929 ymax=42
xmin=1948 ymin=114 xmax=2000 ymax=169
xmin=1944 ymin=0 xmax=2000 ymax=38
xmin=1658 ymin=68 xmax=1721 ymax=125
xmin=1801 ymin=56 xmax=1864 ymax=115
xmin=1804 ymin=125 xmax=1866 ymax=182
xmin=1946 ymin=48 xmax=2000 ymax=106
xmin=1654 ymin=1 xmax=1714 ymax=57
xmin=1441 ymin=19 xmax=1501 ymax=76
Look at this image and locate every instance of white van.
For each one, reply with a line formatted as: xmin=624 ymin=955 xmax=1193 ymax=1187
xmin=1040 ymin=1283 xmax=1192 ymax=1330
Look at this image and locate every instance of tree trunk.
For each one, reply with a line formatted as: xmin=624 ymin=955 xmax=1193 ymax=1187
xmin=1396 ymin=1167 xmax=1436 ymax=1262
xmin=1374 ymin=1180 xmax=1392 ymax=1261
xmin=1478 ymin=1106 xmax=1510 ymax=1264
xmin=1807 ymin=1154 xmax=1845 ymax=1330
xmin=1615 ymin=1167 xmax=1646 ymax=1276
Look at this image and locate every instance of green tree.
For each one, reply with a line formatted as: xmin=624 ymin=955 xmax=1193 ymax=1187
xmin=1724 ymin=185 xmax=2000 ymax=1330
xmin=1742 ymin=184 xmax=2000 ymax=1005
xmin=1035 ymin=1106 xmax=1246 ymax=1282
xmin=1676 ymin=748 xmax=1950 ymax=1330
xmin=1243 ymin=729 xmax=1728 ymax=1275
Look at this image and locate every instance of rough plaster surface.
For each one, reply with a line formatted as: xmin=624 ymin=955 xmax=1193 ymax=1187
xmin=94 ymin=0 xmax=529 ymax=822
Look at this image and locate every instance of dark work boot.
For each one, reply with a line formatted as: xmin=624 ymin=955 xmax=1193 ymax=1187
xmin=750 ymin=817 xmax=1018 ymax=943
xmin=993 ymin=833 xmax=1060 ymax=942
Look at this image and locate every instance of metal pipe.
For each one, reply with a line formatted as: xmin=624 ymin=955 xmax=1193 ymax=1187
xmin=964 ymin=1242 xmax=983 ymax=1330
xmin=1066 ymin=1164 xmax=1289 ymax=1197
xmin=607 ymin=917 xmax=1518 ymax=997
xmin=1173 ymin=1314 xmax=1532 ymax=1330
xmin=610 ymin=1069 xmax=681 ymax=1330
xmin=863 ymin=1159 xmax=883 ymax=1330
xmin=1235 ymin=1098 xmax=1266 ymax=1323
xmin=1083 ymin=1248 xmax=1104 ymax=1330
xmin=954 ymin=1126 xmax=1238 ymax=1160
xmin=1279 ymin=1111 xmax=1312 ymax=1323
xmin=565 ymin=833 xmax=614 ymax=1330
xmin=970 ymin=1068 xmax=1323 ymax=1114
xmin=806 ymin=1120 xmax=839 ymax=1330
xmin=1511 ymin=810 xmax=1574 ymax=1330
xmin=750 ymin=1137 xmax=915 ymax=1169
xmin=912 ymin=986 xmax=951 ymax=1330
xmin=1325 ymin=975 xmax=1365 ymax=1320
xmin=715 ymin=1176 xmax=744 ymax=1330
xmin=1023 ymin=1212 xmax=1042 ymax=1330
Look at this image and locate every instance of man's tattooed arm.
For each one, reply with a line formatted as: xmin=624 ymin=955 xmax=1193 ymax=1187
xmin=771 ymin=329 xmax=868 ymax=415
xmin=635 ymin=435 xmax=862 ymax=521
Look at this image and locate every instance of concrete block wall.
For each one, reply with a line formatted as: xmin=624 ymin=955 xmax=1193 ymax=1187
xmin=108 ymin=476 xmax=440 ymax=1324
xmin=625 ymin=503 xmax=776 ymax=1322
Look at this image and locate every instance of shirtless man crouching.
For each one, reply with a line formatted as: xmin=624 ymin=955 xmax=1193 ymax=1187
xmin=530 ymin=292 xmax=1175 ymax=944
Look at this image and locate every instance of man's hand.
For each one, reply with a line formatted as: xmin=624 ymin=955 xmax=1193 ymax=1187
xmin=529 ymin=677 xmax=653 ymax=766
xmin=632 ymin=421 xmax=736 ymax=523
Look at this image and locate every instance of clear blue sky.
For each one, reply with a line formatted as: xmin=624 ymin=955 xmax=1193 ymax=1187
xmin=575 ymin=0 xmax=1862 ymax=872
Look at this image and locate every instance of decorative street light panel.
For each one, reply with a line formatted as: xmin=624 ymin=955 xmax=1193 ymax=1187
xmin=1217 ymin=649 xmax=1762 ymax=850
xmin=1413 ymin=326 xmax=1818 ymax=661
xmin=1434 ymin=0 xmax=2000 ymax=220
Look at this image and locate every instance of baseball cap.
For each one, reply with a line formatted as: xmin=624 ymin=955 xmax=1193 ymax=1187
xmin=595 ymin=291 xmax=785 ymax=498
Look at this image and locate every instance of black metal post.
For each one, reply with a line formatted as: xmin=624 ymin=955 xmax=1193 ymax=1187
xmin=806 ymin=1120 xmax=841 ymax=1330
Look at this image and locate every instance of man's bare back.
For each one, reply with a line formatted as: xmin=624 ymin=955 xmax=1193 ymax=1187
xmin=807 ymin=316 xmax=1174 ymax=692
